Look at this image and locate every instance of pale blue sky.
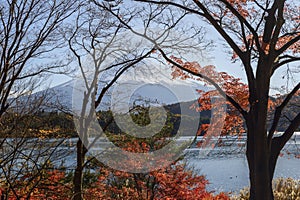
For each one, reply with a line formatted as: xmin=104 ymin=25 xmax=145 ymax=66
xmin=45 ymin=2 xmax=299 ymax=97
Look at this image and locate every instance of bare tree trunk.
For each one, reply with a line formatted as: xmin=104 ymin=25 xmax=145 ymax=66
xmin=247 ymin=139 xmax=281 ymax=200
xmin=246 ymin=70 xmax=274 ymax=200
xmin=73 ymin=139 xmax=86 ymax=200
xmin=247 ymin=131 xmax=274 ymax=200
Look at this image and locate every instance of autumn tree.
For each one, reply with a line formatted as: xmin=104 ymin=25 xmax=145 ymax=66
xmin=0 ymin=92 xmax=75 ymax=199
xmin=85 ymin=141 xmax=229 ymax=200
xmin=84 ymin=108 xmax=229 ymax=200
xmin=67 ymin=1 xmax=206 ymax=199
xmin=65 ymin=2 xmax=154 ymax=198
xmin=126 ymin=0 xmax=300 ymax=199
xmin=0 ymin=0 xmax=79 ymax=198
xmin=0 ymin=0 xmax=79 ymax=118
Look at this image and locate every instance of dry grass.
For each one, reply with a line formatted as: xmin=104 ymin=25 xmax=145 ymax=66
xmin=231 ymin=178 xmax=300 ymax=200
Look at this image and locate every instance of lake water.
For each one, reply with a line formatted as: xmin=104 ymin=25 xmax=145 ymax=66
xmin=1 ymin=134 xmax=299 ymax=194
xmin=60 ymin=134 xmax=300 ymax=193
xmin=184 ymin=133 xmax=300 ymax=193
xmin=188 ymin=156 xmax=300 ymax=193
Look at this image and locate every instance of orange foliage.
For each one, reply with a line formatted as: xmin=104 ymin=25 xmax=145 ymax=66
xmin=205 ymin=1 xmax=300 ymax=56
xmin=84 ymin=138 xmax=229 ymax=199
xmin=0 ymin=140 xmax=230 ymax=200
xmin=170 ymin=61 xmax=300 ymax=159
xmin=170 ymin=56 xmax=249 ymax=136
xmin=0 ymin=170 xmax=72 ymax=200
xmin=169 ymin=54 xmax=289 ymax=137
xmin=86 ymin=155 xmax=229 ymax=199
xmin=233 ymin=33 xmax=300 ymax=55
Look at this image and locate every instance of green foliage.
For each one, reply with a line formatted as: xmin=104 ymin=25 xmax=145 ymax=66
xmin=130 ymin=105 xmax=151 ymax=126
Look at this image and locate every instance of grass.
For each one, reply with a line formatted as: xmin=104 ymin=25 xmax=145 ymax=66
xmin=230 ymin=178 xmax=300 ymax=200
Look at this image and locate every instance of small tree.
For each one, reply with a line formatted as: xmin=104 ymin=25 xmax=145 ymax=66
xmin=85 ymin=121 xmax=230 ymax=200
xmin=0 ymin=0 xmax=79 ymax=198
xmin=0 ymin=0 xmax=79 ymax=118
xmin=67 ymin=1 xmax=206 ymax=199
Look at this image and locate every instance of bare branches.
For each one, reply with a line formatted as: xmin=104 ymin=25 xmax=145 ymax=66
xmin=268 ymin=82 xmax=300 ymax=142
xmin=274 ymin=112 xmax=300 ymax=152
xmin=134 ymin=0 xmax=260 ymax=99
xmin=134 ymin=0 xmax=205 ymax=16
xmin=0 ymin=0 xmax=79 ymax=118
xmin=252 ymin=0 xmax=268 ymax=11
xmin=273 ymin=55 xmax=300 ymax=74
xmin=135 ymin=0 xmax=244 ymax=58
xmin=95 ymin=49 xmax=154 ymax=108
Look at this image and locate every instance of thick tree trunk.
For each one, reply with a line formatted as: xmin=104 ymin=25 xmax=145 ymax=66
xmin=247 ymin=133 xmax=274 ymax=200
xmin=244 ymin=56 xmax=277 ymax=199
xmin=247 ymin=141 xmax=280 ymax=200
xmin=73 ymin=139 xmax=86 ymax=200
xmin=246 ymin=107 xmax=279 ymax=200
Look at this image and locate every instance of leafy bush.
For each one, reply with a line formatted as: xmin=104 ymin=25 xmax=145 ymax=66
xmin=0 ymin=162 xmax=230 ymax=199
xmin=85 ymin=163 xmax=230 ymax=200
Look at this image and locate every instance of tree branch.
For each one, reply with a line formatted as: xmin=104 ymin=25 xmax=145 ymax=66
xmin=268 ymin=82 xmax=300 ymax=142
xmin=157 ymin=48 xmax=248 ymax=119
xmin=276 ymin=34 xmax=300 ymax=56
xmin=218 ymin=0 xmax=263 ymax=55
xmin=95 ymin=49 xmax=153 ymax=108
xmin=272 ymin=56 xmax=300 ymax=74
xmin=273 ymin=112 xmax=300 ymax=153
xmin=269 ymin=0 xmax=285 ymax=57
xmin=134 ymin=0 xmax=205 ymax=16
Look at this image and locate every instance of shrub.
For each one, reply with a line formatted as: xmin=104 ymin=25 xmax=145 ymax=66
xmin=273 ymin=178 xmax=300 ymax=200
xmin=231 ymin=178 xmax=300 ymax=200
xmin=0 ymin=162 xmax=230 ymax=200
xmin=84 ymin=161 xmax=230 ymax=200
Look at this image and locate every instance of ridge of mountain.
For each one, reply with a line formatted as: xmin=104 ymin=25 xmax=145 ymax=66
xmin=10 ymin=80 xmax=299 ymax=133
xmin=17 ymin=79 xmax=212 ymax=112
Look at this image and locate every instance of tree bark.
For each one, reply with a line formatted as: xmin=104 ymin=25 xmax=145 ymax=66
xmin=247 ymin=137 xmax=280 ymax=200
xmin=246 ymin=66 xmax=275 ymax=200
xmin=73 ymin=139 xmax=86 ymax=200
xmin=247 ymin=128 xmax=274 ymax=200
